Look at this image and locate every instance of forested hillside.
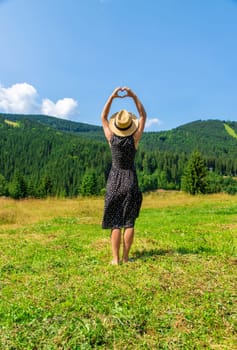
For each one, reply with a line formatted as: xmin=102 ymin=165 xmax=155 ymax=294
xmin=2 ymin=113 xmax=104 ymax=141
xmin=141 ymin=119 xmax=237 ymax=156
xmin=0 ymin=115 xmax=109 ymax=197
xmin=0 ymin=113 xmax=237 ymax=198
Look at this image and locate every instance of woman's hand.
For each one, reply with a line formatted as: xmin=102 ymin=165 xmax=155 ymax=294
xmin=110 ymin=87 xmax=127 ymax=99
xmin=121 ymin=86 xmax=136 ymax=99
xmin=110 ymin=87 xmax=136 ymax=99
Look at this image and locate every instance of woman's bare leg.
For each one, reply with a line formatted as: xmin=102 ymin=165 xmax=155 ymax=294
xmin=123 ymin=227 xmax=134 ymax=263
xmin=111 ymin=228 xmax=121 ymax=264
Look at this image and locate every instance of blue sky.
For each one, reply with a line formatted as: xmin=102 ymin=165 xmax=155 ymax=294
xmin=0 ymin=0 xmax=237 ymax=131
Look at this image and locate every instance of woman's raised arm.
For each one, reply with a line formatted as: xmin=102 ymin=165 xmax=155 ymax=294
xmin=101 ymin=87 xmax=122 ymax=142
xmin=122 ymin=87 xmax=147 ymax=146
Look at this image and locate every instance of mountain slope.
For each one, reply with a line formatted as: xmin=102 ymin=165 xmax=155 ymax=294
xmin=1 ymin=113 xmax=237 ymax=158
xmin=2 ymin=113 xmax=104 ymax=140
xmin=141 ymin=119 xmax=237 ymax=158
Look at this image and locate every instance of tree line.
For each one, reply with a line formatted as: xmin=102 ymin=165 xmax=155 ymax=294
xmin=0 ymin=116 xmax=237 ymax=198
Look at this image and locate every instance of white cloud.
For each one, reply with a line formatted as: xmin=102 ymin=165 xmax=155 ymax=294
xmin=41 ymin=98 xmax=78 ymax=119
xmin=145 ymin=118 xmax=162 ymax=129
xmin=0 ymin=83 xmax=38 ymax=114
xmin=0 ymin=82 xmax=78 ymax=119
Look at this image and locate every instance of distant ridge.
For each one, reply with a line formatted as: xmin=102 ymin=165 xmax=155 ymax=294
xmin=140 ymin=119 xmax=237 ymax=158
xmin=1 ymin=112 xmax=102 ymax=134
xmin=1 ymin=112 xmax=237 ymax=158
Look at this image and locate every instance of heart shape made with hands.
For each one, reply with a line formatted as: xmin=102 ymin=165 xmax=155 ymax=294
xmin=117 ymin=89 xmax=128 ymax=98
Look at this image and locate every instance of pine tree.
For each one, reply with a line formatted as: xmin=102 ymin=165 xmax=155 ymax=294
xmin=8 ymin=172 xmax=27 ymax=199
xmin=79 ymin=171 xmax=97 ymax=196
xmin=181 ymin=151 xmax=208 ymax=195
xmin=0 ymin=173 xmax=7 ymax=196
xmin=38 ymin=174 xmax=54 ymax=198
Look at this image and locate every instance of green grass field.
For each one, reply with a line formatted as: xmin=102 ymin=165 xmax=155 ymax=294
xmin=0 ymin=192 xmax=236 ymax=349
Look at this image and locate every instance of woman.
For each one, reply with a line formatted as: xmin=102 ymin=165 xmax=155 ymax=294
xmin=101 ymin=86 xmax=146 ymax=265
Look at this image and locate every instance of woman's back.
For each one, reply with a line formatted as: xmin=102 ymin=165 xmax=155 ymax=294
xmin=110 ymin=134 xmax=136 ymax=170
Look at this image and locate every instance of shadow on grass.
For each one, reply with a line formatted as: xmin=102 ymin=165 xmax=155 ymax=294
xmin=133 ymin=246 xmax=215 ymax=261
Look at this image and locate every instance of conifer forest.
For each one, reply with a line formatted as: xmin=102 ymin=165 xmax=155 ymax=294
xmin=1 ymin=113 xmax=237 ymax=198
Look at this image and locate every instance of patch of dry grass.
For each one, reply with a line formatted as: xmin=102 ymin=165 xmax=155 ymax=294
xmin=1 ymin=192 xmax=235 ymax=230
xmin=142 ymin=191 xmax=236 ymax=209
xmin=0 ymin=197 xmax=103 ymax=230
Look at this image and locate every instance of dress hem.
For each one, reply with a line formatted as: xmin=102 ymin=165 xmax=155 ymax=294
xmin=102 ymin=224 xmax=135 ymax=230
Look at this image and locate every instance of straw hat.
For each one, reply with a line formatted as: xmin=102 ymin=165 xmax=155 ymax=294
xmin=109 ymin=109 xmax=139 ymax=137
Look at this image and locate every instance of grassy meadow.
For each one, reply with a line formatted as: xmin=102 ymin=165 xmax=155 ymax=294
xmin=0 ymin=192 xmax=236 ymax=349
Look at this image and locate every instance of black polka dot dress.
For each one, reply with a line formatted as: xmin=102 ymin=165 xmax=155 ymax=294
xmin=102 ymin=134 xmax=142 ymax=229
